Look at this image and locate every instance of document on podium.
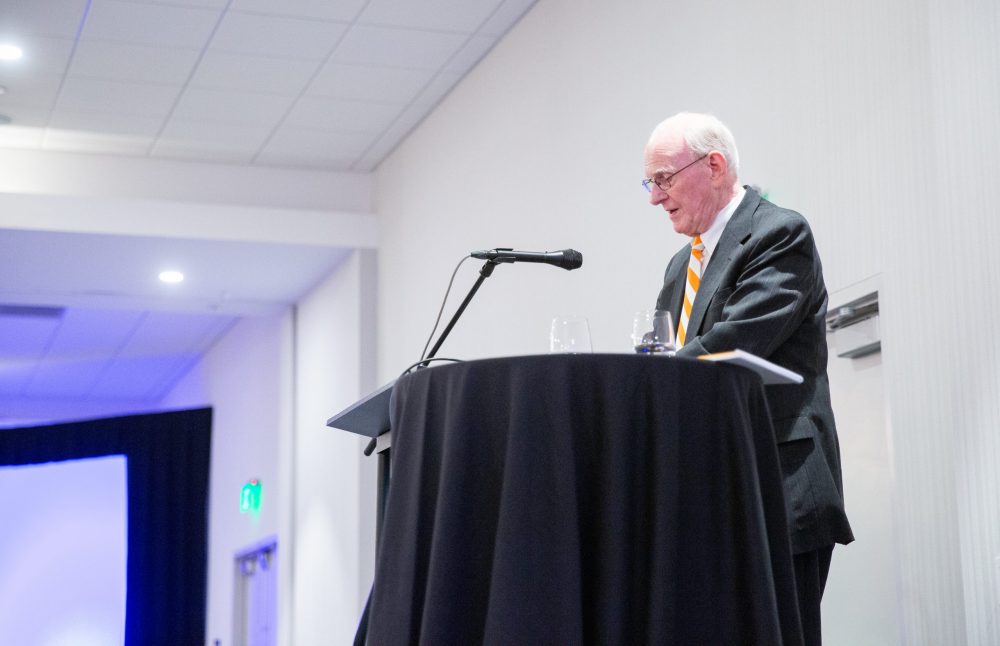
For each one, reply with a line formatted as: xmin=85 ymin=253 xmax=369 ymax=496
xmin=698 ymin=349 xmax=803 ymax=385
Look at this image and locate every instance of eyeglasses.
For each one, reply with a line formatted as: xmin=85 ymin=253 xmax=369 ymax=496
xmin=642 ymin=153 xmax=709 ymax=193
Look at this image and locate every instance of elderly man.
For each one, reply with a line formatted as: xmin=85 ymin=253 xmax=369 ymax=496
xmin=644 ymin=112 xmax=854 ymax=645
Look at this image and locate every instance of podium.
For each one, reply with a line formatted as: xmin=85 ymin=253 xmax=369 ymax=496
xmin=349 ymin=354 xmax=804 ymax=645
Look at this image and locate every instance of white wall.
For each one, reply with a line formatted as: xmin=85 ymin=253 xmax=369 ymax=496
xmin=290 ymin=249 xmax=378 ymax=646
xmin=160 ymin=313 xmax=292 ymax=646
xmin=374 ymin=0 xmax=1000 ymax=643
xmin=160 ymin=249 xmax=378 ymax=646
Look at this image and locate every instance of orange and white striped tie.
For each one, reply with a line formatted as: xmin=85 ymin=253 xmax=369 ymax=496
xmin=676 ymin=236 xmax=705 ymax=348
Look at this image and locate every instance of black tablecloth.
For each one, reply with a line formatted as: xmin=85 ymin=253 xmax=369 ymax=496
xmin=367 ymin=354 xmax=802 ymax=645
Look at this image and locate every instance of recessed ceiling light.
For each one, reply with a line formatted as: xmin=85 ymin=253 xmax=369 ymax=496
xmin=0 ymin=45 xmax=23 ymax=61
xmin=159 ymin=270 xmax=184 ymax=284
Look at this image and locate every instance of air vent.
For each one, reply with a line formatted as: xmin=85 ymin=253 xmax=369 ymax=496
xmin=0 ymin=304 xmax=66 ymax=319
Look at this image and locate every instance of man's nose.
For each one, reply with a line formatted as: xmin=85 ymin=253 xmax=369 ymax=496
xmin=649 ymin=184 xmax=665 ymax=205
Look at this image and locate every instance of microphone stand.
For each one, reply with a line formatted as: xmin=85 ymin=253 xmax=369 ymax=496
xmin=354 ymin=259 xmax=500 ymax=646
xmin=363 ymin=258 xmax=501 ymax=461
xmin=421 ymin=258 xmax=500 ymax=364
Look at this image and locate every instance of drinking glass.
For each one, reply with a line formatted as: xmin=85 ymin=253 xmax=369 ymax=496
xmin=631 ymin=310 xmax=675 ymax=354
xmin=550 ymin=316 xmax=593 ymax=353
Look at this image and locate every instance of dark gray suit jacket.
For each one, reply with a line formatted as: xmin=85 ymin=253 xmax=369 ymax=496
xmin=656 ymin=187 xmax=854 ymax=554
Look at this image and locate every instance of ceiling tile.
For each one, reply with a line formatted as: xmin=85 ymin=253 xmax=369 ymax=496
xmin=139 ymin=353 xmax=207 ymax=398
xmin=88 ymin=353 xmax=196 ymax=399
xmin=48 ymin=109 xmax=163 ymax=136
xmin=444 ymin=34 xmax=498 ymax=74
xmin=0 ymin=312 xmax=61 ymax=359
xmin=211 ymin=11 xmax=348 ymax=59
xmin=0 ymin=310 xmax=60 ymax=395
xmin=0 ymin=36 xmax=75 ymax=80
xmin=307 ymin=62 xmax=435 ymax=103
xmin=0 ymin=105 xmax=51 ymax=128
xmin=44 ymin=110 xmax=161 ymax=154
xmin=353 ymin=104 xmax=427 ymax=170
xmin=69 ymin=40 xmax=201 ymax=85
xmin=190 ymin=51 xmax=320 ymax=94
xmin=121 ymin=310 xmax=234 ymax=355
xmin=0 ymin=0 xmax=89 ymax=39
xmin=285 ymin=96 xmax=404 ymax=133
xmin=56 ymin=77 xmax=182 ymax=117
xmin=21 ymin=357 xmax=108 ymax=399
xmin=153 ymin=119 xmax=273 ymax=162
xmin=21 ymin=308 xmax=146 ymax=398
xmin=479 ymin=0 xmax=538 ymax=36
xmin=157 ymin=118 xmax=272 ymax=148
xmin=85 ymin=313 xmax=235 ymax=400
xmin=152 ymin=144 xmax=255 ymax=164
xmin=263 ymin=125 xmax=375 ymax=158
xmin=256 ymin=153 xmax=355 ymax=171
xmin=0 ymin=74 xmax=63 ymax=108
xmin=44 ymin=308 xmax=147 ymax=358
xmin=22 ymin=358 xmax=104 ymax=398
xmin=0 ymin=0 xmax=532 ymax=171
xmin=170 ymin=87 xmax=296 ymax=125
xmin=256 ymin=126 xmax=373 ymax=168
xmin=83 ymin=0 xmax=222 ymax=49
xmin=115 ymin=0 xmax=229 ymax=7
xmin=230 ymin=0 xmax=369 ymax=21
xmin=357 ymin=0 xmax=504 ymax=33
xmin=0 ymin=361 xmax=33 ymax=396
xmin=79 ymin=309 xmax=232 ymax=400
xmin=331 ymin=25 xmax=467 ymax=70
xmin=412 ymin=71 xmax=463 ymax=108
xmin=84 ymin=312 xmax=232 ymax=399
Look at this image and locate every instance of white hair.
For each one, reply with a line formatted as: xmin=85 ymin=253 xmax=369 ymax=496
xmin=658 ymin=112 xmax=740 ymax=177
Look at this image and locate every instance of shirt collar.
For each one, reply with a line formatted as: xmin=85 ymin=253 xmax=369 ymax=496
xmin=698 ymin=186 xmax=745 ymax=265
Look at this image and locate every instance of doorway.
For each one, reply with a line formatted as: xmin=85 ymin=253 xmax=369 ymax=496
xmin=233 ymin=539 xmax=277 ymax=646
xmin=822 ymin=280 xmax=899 ymax=645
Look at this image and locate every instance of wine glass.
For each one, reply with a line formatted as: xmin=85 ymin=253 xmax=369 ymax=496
xmin=631 ymin=310 xmax=675 ymax=354
xmin=550 ymin=316 xmax=593 ymax=353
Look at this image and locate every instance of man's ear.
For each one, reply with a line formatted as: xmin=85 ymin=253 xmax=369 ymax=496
xmin=707 ymin=150 xmax=729 ymax=181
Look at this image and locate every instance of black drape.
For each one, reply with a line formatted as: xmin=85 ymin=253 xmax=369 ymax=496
xmin=0 ymin=407 xmax=212 ymax=646
xmin=369 ymin=355 xmax=802 ymax=645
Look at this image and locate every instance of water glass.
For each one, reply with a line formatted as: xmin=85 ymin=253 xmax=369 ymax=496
xmin=631 ymin=310 xmax=675 ymax=354
xmin=550 ymin=316 xmax=593 ymax=353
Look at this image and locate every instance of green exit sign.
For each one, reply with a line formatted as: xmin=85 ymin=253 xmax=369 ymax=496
xmin=240 ymin=479 xmax=261 ymax=514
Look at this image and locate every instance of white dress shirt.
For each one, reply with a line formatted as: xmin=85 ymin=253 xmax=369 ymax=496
xmin=698 ymin=185 xmax=746 ymax=268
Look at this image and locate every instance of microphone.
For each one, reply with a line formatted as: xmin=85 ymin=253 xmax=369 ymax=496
xmin=470 ymin=248 xmax=583 ymax=270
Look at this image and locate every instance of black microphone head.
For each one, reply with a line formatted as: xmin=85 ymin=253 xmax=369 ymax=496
xmin=559 ymin=249 xmax=583 ymax=270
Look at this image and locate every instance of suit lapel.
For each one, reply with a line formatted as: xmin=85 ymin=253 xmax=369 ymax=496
xmin=686 ymin=188 xmax=759 ymax=337
xmin=662 ymin=249 xmax=689 ymax=317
